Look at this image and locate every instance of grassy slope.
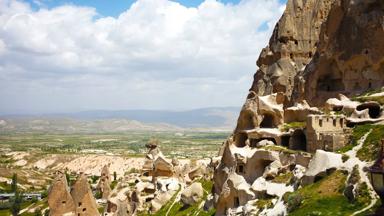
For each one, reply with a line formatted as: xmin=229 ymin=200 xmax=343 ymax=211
xmin=286 ymin=170 xmax=370 ymax=216
xmin=150 ymin=179 xmax=215 ymax=216
xmin=337 ymin=124 xmax=384 ymax=161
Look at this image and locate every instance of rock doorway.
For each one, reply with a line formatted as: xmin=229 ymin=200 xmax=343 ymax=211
xmin=356 ymin=103 xmax=381 ymax=118
xmin=289 ymin=129 xmax=306 ymax=151
xmin=235 ymin=133 xmax=248 ymax=147
xmin=260 ymin=114 xmax=275 ymax=128
xmin=281 ymin=135 xmax=290 ymax=147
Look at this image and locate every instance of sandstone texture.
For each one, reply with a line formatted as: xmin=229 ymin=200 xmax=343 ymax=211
xmin=47 ymin=172 xmax=76 ymax=216
xmin=251 ymin=0 xmax=335 ymax=104
xmin=302 ymin=0 xmax=384 ymax=106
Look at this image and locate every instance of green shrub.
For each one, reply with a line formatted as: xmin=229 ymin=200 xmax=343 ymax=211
xmin=287 ymin=193 xmax=303 ymax=212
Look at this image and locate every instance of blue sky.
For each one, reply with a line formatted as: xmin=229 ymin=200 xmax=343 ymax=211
xmin=26 ymin=0 xmax=287 ymax=17
xmin=0 ymin=0 xmax=286 ymax=113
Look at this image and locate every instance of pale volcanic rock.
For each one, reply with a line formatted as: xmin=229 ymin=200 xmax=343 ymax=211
xmin=303 ymin=0 xmax=384 ymax=106
xmin=180 ymin=182 xmax=204 ymax=206
xmin=97 ymin=165 xmax=112 ymax=200
xmin=324 ymin=94 xmax=360 ymax=113
xmin=55 ymin=155 xmax=144 ymax=178
xmin=251 ymin=0 xmax=335 ymax=103
xmin=71 ymin=174 xmax=99 ymax=216
xmin=48 ymin=172 xmax=76 ymax=216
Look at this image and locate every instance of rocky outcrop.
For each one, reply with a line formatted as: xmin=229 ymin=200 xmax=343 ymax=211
xmin=181 ymin=182 xmax=204 ymax=206
xmin=97 ymin=165 xmax=112 ymax=200
xmin=71 ymin=174 xmax=99 ymax=216
xmin=302 ymin=0 xmax=384 ymax=106
xmin=250 ymin=0 xmax=335 ymax=104
xmin=48 ymin=172 xmax=76 ymax=216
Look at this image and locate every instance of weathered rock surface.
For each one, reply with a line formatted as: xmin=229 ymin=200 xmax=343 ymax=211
xmin=48 ymin=172 xmax=76 ymax=216
xmin=71 ymin=174 xmax=99 ymax=216
xmin=181 ymin=182 xmax=204 ymax=206
xmin=97 ymin=165 xmax=112 ymax=200
xmin=250 ymin=0 xmax=335 ymax=104
xmin=302 ymin=0 xmax=384 ymax=106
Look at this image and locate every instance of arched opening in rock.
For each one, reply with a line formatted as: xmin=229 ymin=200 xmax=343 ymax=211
xmin=236 ymin=164 xmax=245 ymax=174
xmin=309 ymin=52 xmax=312 ymax=58
xmin=289 ymin=129 xmax=306 ymax=151
xmin=281 ymin=135 xmax=290 ymax=147
xmin=234 ymin=197 xmax=240 ymax=207
xmin=235 ymin=133 xmax=248 ymax=148
xmin=356 ymin=103 xmax=381 ymax=118
xmin=249 ymin=138 xmax=276 ymax=148
xmin=317 ymin=75 xmax=345 ymax=92
xmin=260 ymin=114 xmax=276 ymax=128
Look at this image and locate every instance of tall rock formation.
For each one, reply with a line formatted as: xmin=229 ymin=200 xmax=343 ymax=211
xmin=71 ymin=173 xmax=100 ymax=216
xmin=302 ymin=0 xmax=384 ymax=106
xmin=47 ymin=172 xmax=76 ymax=216
xmin=213 ymin=0 xmax=384 ymax=215
xmin=251 ymin=0 xmax=335 ymax=105
xmin=97 ymin=165 xmax=112 ymax=200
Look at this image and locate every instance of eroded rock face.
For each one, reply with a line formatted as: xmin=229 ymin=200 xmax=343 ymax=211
xmin=71 ymin=174 xmax=99 ymax=216
xmin=97 ymin=165 xmax=112 ymax=200
xmin=48 ymin=172 xmax=76 ymax=216
xmin=251 ymin=0 xmax=335 ymax=104
xmin=303 ymin=0 xmax=384 ymax=106
xmin=181 ymin=182 xmax=204 ymax=206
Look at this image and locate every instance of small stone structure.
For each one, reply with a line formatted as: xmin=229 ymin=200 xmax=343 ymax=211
xmin=306 ymin=114 xmax=348 ymax=153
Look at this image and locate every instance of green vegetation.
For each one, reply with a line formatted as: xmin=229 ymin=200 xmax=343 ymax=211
xmin=0 ymin=131 xmax=228 ymax=159
xmin=254 ymin=198 xmax=274 ymax=211
xmin=261 ymin=145 xmax=304 ymax=155
xmin=281 ymin=122 xmax=306 ymax=132
xmin=284 ymin=170 xmax=371 ymax=216
xmin=337 ymin=124 xmax=377 ymax=154
xmin=110 ymin=180 xmax=118 ymax=190
xmin=148 ymin=179 xmax=215 ymax=216
xmin=272 ymin=172 xmax=293 ymax=184
xmin=356 ymin=125 xmax=384 ymax=161
xmin=342 ymin=154 xmax=350 ymax=163
xmin=351 ymin=88 xmax=384 ymax=105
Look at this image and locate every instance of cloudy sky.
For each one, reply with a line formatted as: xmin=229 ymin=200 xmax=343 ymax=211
xmin=0 ymin=0 xmax=286 ymax=114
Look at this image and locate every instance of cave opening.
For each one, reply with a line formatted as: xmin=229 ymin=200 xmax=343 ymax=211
xmin=281 ymin=135 xmax=290 ymax=147
xmin=235 ymin=133 xmax=248 ymax=148
xmin=356 ymin=103 xmax=381 ymax=118
xmin=289 ymin=129 xmax=306 ymax=151
xmin=260 ymin=114 xmax=275 ymax=128
xmin=317 ymin=76 xmax=345 ymax=92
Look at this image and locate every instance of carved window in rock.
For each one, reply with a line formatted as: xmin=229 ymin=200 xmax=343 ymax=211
xmin=319 ymin=119 xmax=323 ymax=127
xmin=333 ymin=119 xmax=337 ymax=127
xmin=340 ymin=118 xmax=343 ymax=127
xmin=236 ymin=164 xmax=245 ymax=174
xmin=234 ymin=197 xmax=240 ymax=207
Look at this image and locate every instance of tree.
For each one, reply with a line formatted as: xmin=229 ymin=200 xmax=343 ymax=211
xmin=113 ymin=171 xmax=117 ymax=181
xmin=11 ymin=173 xmax=17 ymax=193
xmin=10 ymin=190 xmax=22 ymax=216
xmin=65 ymin=171 xmax=71 ymax=186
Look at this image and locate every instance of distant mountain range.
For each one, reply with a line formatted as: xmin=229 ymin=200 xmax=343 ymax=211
xmin=0 ymin=107 xmax=240 ymax=132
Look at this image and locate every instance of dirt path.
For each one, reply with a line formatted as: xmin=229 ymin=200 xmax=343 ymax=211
xmin=343 ymin=130 xmax=379 ymax=216
xmin=166 ymin=185 xmax=184 ymax=216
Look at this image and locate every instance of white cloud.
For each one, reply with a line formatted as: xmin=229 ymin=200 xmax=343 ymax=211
xmin=0 ymin=0 xmax=284 ymax=113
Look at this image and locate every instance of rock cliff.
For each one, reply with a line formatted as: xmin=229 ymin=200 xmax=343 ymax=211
xmin=302 ymin=0 xmax=384 ymax=106
xmin=213 ymin=0 xmax=384 ymax=215
xmin=251 ymin=0 xmax=334 ymax=105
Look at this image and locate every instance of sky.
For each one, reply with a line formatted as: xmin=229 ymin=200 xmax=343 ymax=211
xmin=0 ymin=0 xmax=286 ymax=114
